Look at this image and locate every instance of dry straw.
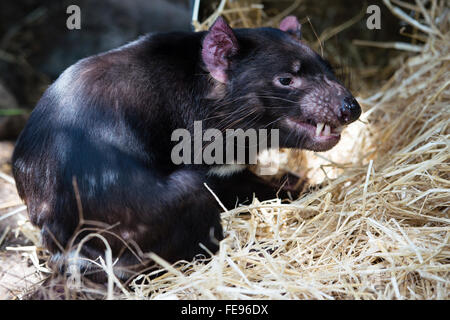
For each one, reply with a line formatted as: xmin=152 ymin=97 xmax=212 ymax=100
xmin=3 ymin=0 xmax=449 ymax=299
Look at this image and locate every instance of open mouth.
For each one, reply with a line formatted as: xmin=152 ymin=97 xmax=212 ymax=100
xmin=300 ymin=119 xmax=343 ymax=137
xmin=285 ymin=118 xmax=344 ymax=151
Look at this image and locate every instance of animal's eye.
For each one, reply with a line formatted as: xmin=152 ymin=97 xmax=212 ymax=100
xmin=278 ymin=77 xmax=292 ymax=86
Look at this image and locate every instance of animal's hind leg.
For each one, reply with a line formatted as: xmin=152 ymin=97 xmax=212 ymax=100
xmin=46 ymin=167 xmax=224 ymax=282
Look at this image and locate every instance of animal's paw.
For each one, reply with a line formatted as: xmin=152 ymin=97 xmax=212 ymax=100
xmin=273 ymin=172 xmax=307 ymax=200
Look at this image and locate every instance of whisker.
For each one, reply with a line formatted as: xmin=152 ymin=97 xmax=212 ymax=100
xmin=261 ymin=116 xmax=286 ymax=129
xmin=254 ymin=95 xmax=299 ymax=104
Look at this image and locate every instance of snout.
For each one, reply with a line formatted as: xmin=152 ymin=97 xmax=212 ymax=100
xmin=338 ymin=96 xmax=361 ymax=125
xmin=283 ymin=81 xmax=362 ymax=152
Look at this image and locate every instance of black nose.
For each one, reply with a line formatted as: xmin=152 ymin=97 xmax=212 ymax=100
xmin=339 ymin=96 xmax=361 ymax=125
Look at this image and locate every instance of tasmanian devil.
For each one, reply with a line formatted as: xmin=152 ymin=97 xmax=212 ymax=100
xmin=12 ymin=16 xmax=361 ymax=281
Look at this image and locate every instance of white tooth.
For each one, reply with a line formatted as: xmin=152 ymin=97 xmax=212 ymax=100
xmin=324 ymin=124 xmax=331 ymax=136
xmin=315 ymin=123 xmax=325 ymax=136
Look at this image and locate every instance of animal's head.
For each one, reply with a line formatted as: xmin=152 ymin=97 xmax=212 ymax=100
xmin=201 ymin=16 xmax=361 ymax=152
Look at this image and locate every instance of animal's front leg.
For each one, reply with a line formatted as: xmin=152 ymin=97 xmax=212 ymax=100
xmin=206 ymin=168 xmax=305 ymax=209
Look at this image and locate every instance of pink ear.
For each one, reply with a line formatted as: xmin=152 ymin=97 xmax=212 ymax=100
xmin=279 ymin=16 xmax=302 ymax=39
xmin=202 ymin=16 xmax=238 ymax=83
